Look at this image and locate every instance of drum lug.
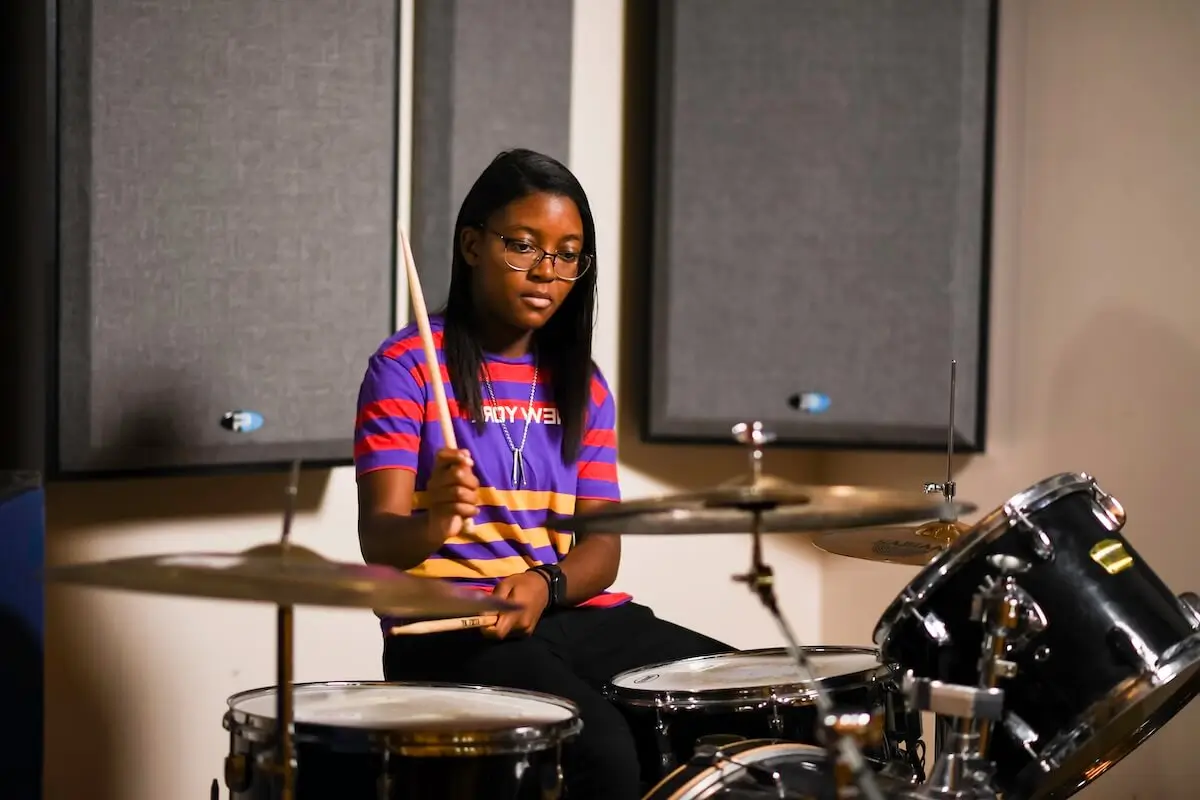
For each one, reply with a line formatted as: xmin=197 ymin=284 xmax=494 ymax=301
xmin=653 ymin=711 xmax=676 ymax=775
xmin=223 ymin=753 xmax=249 ymax=794
xmin=1001 ymin=712 xmax=1041 ymax=758
xmin=913 ymin=607 xmax=952 ymax=647
xmin=1089 ymin=479 xmax=1126 ymax=531
xmin=1009 ymin=509 xmax=1054 ymax=561
xmin=1177 ymin=592 xmax=1200 ymax=630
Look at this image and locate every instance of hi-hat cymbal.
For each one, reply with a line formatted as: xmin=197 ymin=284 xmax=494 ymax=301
xmin=552 ymin=475 xmax=976 ymax=536
xmin=812 ymin=520 xmax=971 ymax=566
xmin=44 ymin=543 xmax=520 ymax=617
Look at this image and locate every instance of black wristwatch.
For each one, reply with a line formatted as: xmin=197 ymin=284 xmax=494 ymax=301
xmin=531 ymin=564 xmax=567 ymax=606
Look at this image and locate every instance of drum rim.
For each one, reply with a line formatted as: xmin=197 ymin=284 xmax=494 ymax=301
xmin=872 ymin=472 xmax=1098 ymax=649
xmin=1010 ymin=632 xmax=1200 ymax=799
xmin=603 ymin=646 xmax=890 ymax=709
xmin=641 ymin=739 xmax=827 ymax=800
xmin=223 ymin=680 xmax=583 ymax=756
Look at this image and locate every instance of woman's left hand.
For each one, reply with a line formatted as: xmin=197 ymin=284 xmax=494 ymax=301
xmin=484 ymin=572 xmax=551 ymax=639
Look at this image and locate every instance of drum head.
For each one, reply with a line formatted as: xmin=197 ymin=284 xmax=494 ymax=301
xmin=607 ymin=648 xmax=886 ymax=709
xmin=225 ymin=681 xmax=581 ymax=755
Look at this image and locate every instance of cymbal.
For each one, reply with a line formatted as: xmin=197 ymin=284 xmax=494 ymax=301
xmin=43 ymin=543 xmax=520 ymax=617
xmin=553 ymin=475 xmax=976 ymax=536
xmin=812 ymin=520 xmax=971 ymax=566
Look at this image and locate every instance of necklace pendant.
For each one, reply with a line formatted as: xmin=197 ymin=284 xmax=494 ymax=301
xmin=511 ymin=449 xmax=525 ymax=487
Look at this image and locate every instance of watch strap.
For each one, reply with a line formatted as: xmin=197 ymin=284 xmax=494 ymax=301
xmin=530 ymin=564 xmax=566 ymax=606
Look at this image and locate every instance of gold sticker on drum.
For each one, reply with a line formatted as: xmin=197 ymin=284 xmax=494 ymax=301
xmin=1090 ymin=539 xmax=1134 ymax=575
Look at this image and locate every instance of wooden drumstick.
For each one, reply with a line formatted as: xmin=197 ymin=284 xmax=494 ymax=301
xmin=388 ymin=613 xmax=498 ymax=636
xmin=397 ymin=224 xmax=473 ymax=534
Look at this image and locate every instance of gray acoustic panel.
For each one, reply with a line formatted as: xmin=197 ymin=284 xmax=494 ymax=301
xmin=53 ymin=0 xmax=399 ymax=475
xmin=647 ymin=0 xmax=995 ymax=451
xmin=411 ymin=0 xmax=574 ymax=309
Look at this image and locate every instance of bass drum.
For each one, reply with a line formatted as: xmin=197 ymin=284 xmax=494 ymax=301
xmin=641 ymin=738 xmax=909 ymax=800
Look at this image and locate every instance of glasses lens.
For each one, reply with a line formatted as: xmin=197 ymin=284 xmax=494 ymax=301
xmin=559 ymin=254 xmax=594 ymax=281
xmin=503 ymin=240 xmax=542 ymax=270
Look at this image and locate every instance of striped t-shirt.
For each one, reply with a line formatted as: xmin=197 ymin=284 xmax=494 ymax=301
xmin=354 ymin=315 xmax=632 ymax=620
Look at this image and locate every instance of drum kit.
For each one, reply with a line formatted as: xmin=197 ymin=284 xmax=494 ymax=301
xmin=44 ymin=368 xmax=1200 ymax=800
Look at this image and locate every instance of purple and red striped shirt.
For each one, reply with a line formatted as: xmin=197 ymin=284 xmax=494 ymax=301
xmin=355 ymin=315 xmax=632 ymax=619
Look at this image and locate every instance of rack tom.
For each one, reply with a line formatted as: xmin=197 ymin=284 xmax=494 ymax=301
xmin=875 ymin=473 xmax=1200 ymax=799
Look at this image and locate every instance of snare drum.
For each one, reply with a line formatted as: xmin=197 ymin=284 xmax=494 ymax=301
xmin=605 ymin=647 xmax=922 ymax=782
xmin=223 ymin=681 xmax=582 ymax=799
xmin=875 ymin=473 xmax=1200 ymax=799
xmin=642 ymin=738 xmax=910 ymax=800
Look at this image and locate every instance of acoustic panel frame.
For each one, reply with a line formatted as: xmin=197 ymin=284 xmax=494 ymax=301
xmin=641 ymin=0 xmax=999 ymax=454
xmin=18 ymin=0 xmax=407 ymax=480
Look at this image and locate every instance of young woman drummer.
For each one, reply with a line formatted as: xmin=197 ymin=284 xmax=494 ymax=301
xmin=354 ymin=148 xmax=731 ymax=799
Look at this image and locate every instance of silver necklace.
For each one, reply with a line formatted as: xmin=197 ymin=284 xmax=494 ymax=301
xmin=482 ymin=361 xmax=539 ymax=487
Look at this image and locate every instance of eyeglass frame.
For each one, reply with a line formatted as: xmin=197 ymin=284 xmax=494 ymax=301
xmin=482 ymin=227 xmax=594 ymax=282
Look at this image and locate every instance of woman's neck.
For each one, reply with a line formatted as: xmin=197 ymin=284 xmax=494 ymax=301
xmin=473 ymin=316 xmax=534 ymax=360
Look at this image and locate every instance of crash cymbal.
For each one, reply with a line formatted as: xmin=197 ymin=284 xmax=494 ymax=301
xmin=44 ymin=542 xmax=520 ymax=617
xmin=553 ymin=475 xmax=976 ymax=536
xmin=812 ymin=520 xmax=971 ymax=566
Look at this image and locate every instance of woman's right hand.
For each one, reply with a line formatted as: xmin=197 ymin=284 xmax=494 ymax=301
xmin=425 ymin=448 xmax=479 ymax=538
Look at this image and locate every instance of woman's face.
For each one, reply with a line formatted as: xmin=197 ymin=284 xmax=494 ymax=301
xmin=460 ymin=192 xmax=584 ymax=332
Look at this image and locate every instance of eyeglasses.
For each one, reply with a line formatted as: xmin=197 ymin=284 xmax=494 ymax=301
xmin=487 ymin=229 xmax=593 ymax=282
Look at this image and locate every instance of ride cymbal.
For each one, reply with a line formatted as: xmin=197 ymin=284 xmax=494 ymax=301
xmin=44 ymin=542 xmax=520 ymax=616
xmin=812 ymin=520 xmax=971 ymax=566
xmin=552 ymin=475 xmax=976 ymax=536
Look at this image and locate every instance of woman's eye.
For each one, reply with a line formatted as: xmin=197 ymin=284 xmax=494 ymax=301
xmin=509 ymin=241 xmax=536 ymax=253
xmin=558 ymin=253 xmax=580 ymax=263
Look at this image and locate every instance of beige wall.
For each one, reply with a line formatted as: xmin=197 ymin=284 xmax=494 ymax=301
xmin=819 ymin=0 xmax=1200 ymax=796
xmin=42 ymin=1 xmax=1200 ymax=798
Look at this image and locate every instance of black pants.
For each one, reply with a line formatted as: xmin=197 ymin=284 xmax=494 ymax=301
xmin=383 ymin=602 xmax=732 ymax=800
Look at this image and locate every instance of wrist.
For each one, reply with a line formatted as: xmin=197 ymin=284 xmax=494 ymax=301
xmin=530 ymin=564 xmax=567 ymax=607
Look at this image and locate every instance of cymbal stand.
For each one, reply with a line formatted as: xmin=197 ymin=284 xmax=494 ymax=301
xmin=271 ymin=460 xmax=302 ymax=800
xmin=900 ymin=677 xmax=1004 ymax=800
xmin=920 ymin=359 xmax=959 ymax=763
xmin=730 ymin=423 xmax=888 ymax=800
xmin=970 ymin=556 xmax=1031 ymax=759
xmin=923 ymin=360 xmax=958 ymax=519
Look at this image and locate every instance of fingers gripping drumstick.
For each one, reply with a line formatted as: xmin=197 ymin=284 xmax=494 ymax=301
xmin=388 ymin=613 xmax=498 ymax=636
xmin=398 ymin=225 xmax=473 ymax=535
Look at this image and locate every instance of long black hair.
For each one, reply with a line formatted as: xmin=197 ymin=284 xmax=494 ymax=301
xmin=442 ymin=149 xmax=599 ymax=463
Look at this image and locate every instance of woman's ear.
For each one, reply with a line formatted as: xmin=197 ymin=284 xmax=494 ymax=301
xmin=460 ymin=227 xmax=482 ymax=267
